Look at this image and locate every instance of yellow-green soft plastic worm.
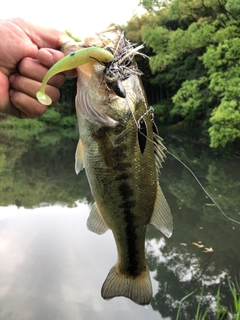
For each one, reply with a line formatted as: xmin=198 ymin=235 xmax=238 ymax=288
xmin=36 ymin=47 xmax=114 ymax=105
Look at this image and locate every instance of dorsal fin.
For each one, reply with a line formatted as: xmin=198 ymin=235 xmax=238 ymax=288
xmin=153 ymin=133 xmax=166 ymax=172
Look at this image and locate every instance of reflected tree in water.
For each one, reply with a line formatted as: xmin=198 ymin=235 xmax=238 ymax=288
xmin=143 ymin=137 xmax=240 ymax=319
xmin=0 ymin=130 xmax=239 ymax=319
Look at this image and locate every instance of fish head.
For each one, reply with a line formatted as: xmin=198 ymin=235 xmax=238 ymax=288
xmin=75 ymin=27 xmax=146 ymax=127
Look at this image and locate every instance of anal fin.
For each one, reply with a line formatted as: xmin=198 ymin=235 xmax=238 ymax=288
xmin=87 ymin=202 xmax=109 ymax=234
xmin=150 ymin=184 xmax=173 ymax=238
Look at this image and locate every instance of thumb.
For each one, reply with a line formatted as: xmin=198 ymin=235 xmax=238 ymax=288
xmin=31 ymin=24 xmax=72 ymax=49
xmin=37 ymin=48 xmax=77 ymax=78
xmin=14 ymin=17 xmax=72 ymax=49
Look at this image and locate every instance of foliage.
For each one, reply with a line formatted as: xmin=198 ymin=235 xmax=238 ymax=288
xmin=226 ymin=0 xmax=240 ymax=18
xmin=139 ymin=0 xmax=169 ymax=12
xmin=39 ymin=107 xmax=62 ymax=124
xmin=122 ymin=14 xmax=154 ymax=81
xmin=0 ymin=129 xmax=91 ymax=208
xmin=0 ymin=116 xmax=47 ymax=141
xmin=0 ymin=77 xmax=77 ymax=130
xmin=176 ymin=289 xmax=197 ymax=320
xmin=172 ymin=76 xmax=210 ymax=120
xmin=135 ymin=0 xmax=240 ymax=147
xmin=176 ymin=280 xmax=240 ymax=320
xmin=38 ymin=104 xmax=76 ymax=128
xmin=228 ymin=279 xmax=240 ymax=319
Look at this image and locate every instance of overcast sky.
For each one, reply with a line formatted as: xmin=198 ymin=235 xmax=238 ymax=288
xmin=0 ymin=0 xmax=146 ymax=38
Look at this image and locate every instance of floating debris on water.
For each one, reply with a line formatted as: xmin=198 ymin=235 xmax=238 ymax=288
xmin=202 ymin=247 xmax=214 ymax=253
xmin=192 ymin=242 xmax=204 ymax=248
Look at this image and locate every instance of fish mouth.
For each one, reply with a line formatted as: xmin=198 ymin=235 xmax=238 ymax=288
xmin=103 ymin=37 xmax=144 ymax=97
xmin=80 ymin=26 xmax=147 ymax=95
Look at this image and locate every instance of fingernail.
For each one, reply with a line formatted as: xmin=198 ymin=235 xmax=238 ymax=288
xmin=38 ymin=49 xmax=54 ymax=65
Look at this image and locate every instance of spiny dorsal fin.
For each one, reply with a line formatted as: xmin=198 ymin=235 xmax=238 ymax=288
xmin=75 ymin=139 xmax=84 ymax=174
xmin=150 ymin=184 xmax=173 ymax=238
xmin=153 ymin=133 xmax=166 ymax=172
xmin=87 ymin=203 xmax=109 ymax=234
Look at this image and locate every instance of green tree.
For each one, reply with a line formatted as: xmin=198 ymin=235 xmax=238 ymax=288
xmin=140 ymin=0 xmax=240 ymax=147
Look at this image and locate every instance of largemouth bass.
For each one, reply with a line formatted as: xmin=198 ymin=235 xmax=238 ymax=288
xmin=37 ymin=28 xmax=173 ymax=305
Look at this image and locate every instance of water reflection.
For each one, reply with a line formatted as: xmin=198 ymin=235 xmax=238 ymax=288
xmin=0 ymin=129 xmax=239 ymax=319
xmin=0 ymin=204 xmax=163 ymax=320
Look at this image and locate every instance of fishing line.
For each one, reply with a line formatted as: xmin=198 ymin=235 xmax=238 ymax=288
xmin=162 ymin=147 xmax=240 ymax=225
xmin=135 ymin=109 xmax=240 ymax=225
xmin=126 ymin=95 xmax=140 ymax=129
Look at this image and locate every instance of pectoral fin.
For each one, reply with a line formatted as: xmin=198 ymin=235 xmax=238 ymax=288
xmin=87 ymin=203 xmax=109 ymax=234
xmin=150 ymin=184 xmax=173 ymax=238
xmin=75 ymin=139 xmax=84 ymax=174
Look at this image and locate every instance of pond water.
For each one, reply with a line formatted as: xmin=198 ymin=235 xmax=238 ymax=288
xmin=0 ymin=128 xmax=239 ymax=320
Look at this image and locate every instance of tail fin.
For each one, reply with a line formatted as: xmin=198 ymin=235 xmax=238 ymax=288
xmin=101 ymin=265 xmax=152 ymax=305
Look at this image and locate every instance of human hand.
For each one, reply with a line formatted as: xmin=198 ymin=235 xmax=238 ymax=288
xmin=0 ymin=17 xmax=76 ymax=119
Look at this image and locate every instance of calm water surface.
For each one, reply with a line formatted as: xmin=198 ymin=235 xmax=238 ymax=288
xmin=0 ymin=128 xmax=239 ymax=320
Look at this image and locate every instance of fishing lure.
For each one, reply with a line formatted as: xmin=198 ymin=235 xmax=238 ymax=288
xmin=36 ymin=47 xmax=114 ymax=105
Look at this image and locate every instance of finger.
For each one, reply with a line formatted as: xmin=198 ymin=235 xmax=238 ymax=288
xmin=10 ymin=73 xmax=61 ymax=102
xmin=0 ymin=98 xmax=22 ymax=118
xmin=0 ymin=71 xmax=21 ymax=118
xmin=37 ymin=48 xmax=65 ymax=68
xmin=17 ymin=58 xmax=66 ymax=86
xmin=9 ymin=90 xmax=48 ymax=119
xmin=37 ymin=48 xmax=77 ymax=78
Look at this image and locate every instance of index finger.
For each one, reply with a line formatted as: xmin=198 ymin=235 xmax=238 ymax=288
xmin=37 ymin=48 xmax=77 ymax=78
